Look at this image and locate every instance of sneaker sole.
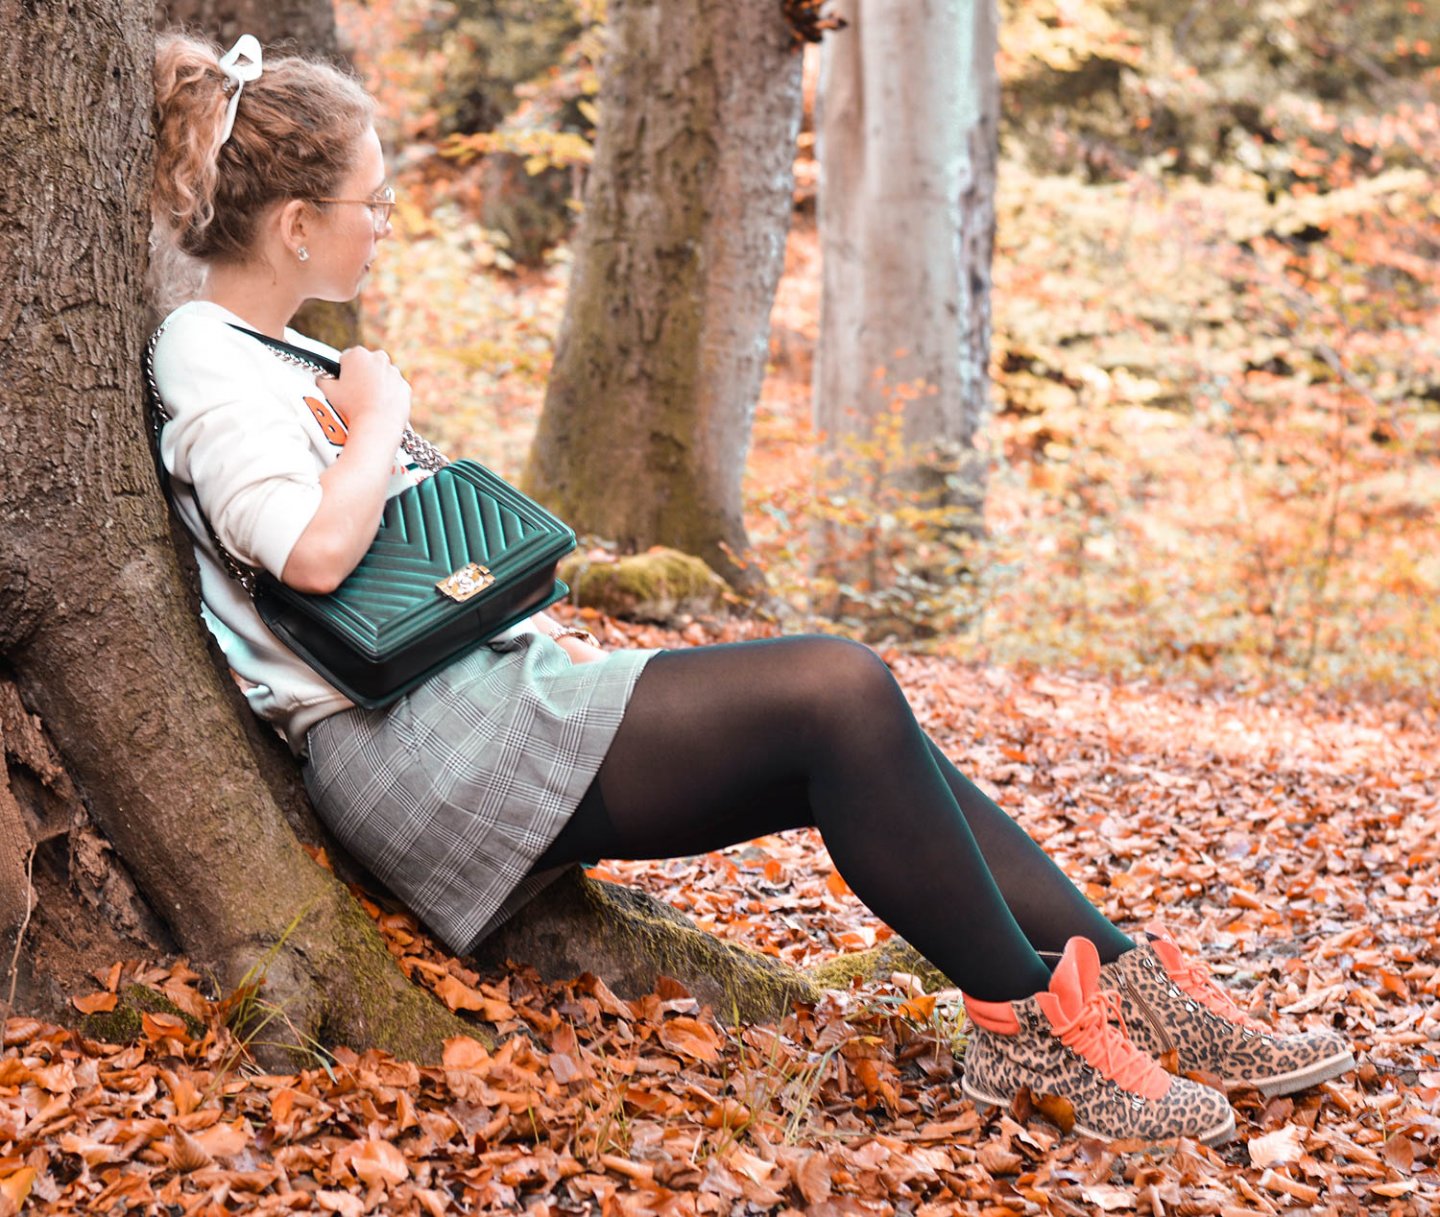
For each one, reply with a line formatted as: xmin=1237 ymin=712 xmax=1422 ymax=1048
xmin=1246 ymin=1048 xmax=1357 ymax=1099
xmin=962 ymin=1077 xmax=1237 ymax=1148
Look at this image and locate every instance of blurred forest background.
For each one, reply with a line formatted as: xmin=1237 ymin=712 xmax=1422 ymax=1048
xmin=337 ymin=0 xmax=1439 ymax=695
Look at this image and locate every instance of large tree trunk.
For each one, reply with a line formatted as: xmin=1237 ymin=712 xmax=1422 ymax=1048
xmin=157 ymin=0 xmax=338 ymax=58
xmin=815 ymin=0 xmax=999 ymax=522
xmin=0 ymin=0 xmax=477 ymax=1061
xmin=523 ymin=0 xmax=805 ymax=592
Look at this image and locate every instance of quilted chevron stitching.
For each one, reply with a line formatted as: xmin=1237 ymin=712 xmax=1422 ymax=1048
xmin=329 ymin=468 xmax=550 ymax=626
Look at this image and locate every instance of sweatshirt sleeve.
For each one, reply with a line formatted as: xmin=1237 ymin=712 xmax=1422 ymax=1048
xmin=153 ymin=313 xmax=324 ymax=578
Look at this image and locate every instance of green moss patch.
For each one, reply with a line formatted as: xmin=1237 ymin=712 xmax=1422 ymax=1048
xmin=559 ymin=548 xmax=731 ymax=624
xmin=80 ymin=983 xmax=205 ymax=1045
xmin=806 ymin=939 xmax=948 ymax=994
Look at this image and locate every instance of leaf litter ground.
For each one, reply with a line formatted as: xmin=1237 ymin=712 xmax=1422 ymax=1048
xmin=3 ymin=621 xmax=1436 ymax=1214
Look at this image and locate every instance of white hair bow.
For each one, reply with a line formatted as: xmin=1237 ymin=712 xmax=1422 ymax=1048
xmin=217 ymin=34 xmax=263 ymax=145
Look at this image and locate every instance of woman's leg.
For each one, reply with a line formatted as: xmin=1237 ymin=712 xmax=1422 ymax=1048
xmin=536 ymin=636 xmax=1118 ymax=1001
xmin=920 ymin=738 xmax=1134 ymax=961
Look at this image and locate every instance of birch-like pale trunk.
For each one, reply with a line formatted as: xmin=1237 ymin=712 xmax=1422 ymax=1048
xmin=815 ymin=0 xmax=999 ymax=521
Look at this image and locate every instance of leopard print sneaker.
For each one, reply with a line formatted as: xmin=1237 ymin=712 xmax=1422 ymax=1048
xmin=962 ymin=937 xmax=1236 ymax=1146
xmin=1102 ymin=923 xmax=1356 ymax=1098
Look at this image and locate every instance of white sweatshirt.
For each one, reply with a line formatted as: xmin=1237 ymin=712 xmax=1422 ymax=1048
xmin=153 ymin=300 xmax=525 ymax=751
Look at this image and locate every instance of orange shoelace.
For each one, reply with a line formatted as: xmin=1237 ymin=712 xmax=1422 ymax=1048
xmin=1160 ymin=948 xmax=1272 ymax=1034
xmin=1052 ymin=987 xmax=1170 ymax=1100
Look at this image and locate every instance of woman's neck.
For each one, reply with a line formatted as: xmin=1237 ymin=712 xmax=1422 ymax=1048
xmin=199 ymin=261 xmax=305 ymax=339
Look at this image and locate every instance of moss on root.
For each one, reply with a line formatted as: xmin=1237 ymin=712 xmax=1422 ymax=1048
xmin=315 ymin=921 xmax=496 ymax=1064
xmin=805 ymin=939 xmax=949 ymax=994
xmin=473 ymin=868 xmax=815 ymax=1023
xmin=558 ymin=548 xmax=731 ymax=624
xmin=246 ymin=900 xmax=491 ymax=1070
xmin=80 ymin=983 xmax=205 ymax=1045
xmin=580 ymin=876 xmax=816 ymax=1024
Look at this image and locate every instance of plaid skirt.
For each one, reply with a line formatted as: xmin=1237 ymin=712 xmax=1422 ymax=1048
xmin=302 ymin=632 xmax=658 ymax=955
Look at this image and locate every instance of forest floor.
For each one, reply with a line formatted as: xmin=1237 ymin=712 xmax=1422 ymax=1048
xmin=3 ymin=621 xmax=1437 ymax=1213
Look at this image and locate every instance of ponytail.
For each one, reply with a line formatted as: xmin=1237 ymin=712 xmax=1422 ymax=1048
xmin=152 ymin=35 xmax=231 ymax=252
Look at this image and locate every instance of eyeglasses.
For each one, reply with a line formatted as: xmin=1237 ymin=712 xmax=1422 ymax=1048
xmin=308 ymin=184 xmax=396 ymax=233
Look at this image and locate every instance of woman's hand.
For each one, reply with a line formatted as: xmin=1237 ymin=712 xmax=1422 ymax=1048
xmin=554 ymin=633 xmax=607 ymax=665
xmin=532 ymin=613 xmax=607 ymax=664
xmin=324 ymin=347 xmax=411 ymax=433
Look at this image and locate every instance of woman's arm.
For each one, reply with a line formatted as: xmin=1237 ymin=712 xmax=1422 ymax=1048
xmin=280 ymin=349 xmax=412 ymax=594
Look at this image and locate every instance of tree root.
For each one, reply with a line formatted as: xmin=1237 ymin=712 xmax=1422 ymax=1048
xmin=472 ymin=867 xmax=818 ymax=1024
xmin=213 ymin=891 xmax=488 ymax=1072
xmin=804 ymin=937 xmax=947 ymax=993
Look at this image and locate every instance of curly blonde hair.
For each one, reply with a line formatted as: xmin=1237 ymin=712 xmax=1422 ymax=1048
xmin=152 ymin=33 xmax=375 ymax=269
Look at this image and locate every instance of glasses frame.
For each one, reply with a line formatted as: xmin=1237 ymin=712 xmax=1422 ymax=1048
xmin=307 ymin=184 xmax=396 ymax=233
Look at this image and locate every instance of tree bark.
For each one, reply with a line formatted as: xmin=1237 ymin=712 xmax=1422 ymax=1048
xmin=523 ymin=0 xmax=804 ymax=592
xmin=0 ymin=674 xmax=175 ymax=1026
xmin=0 ymin=0 xmax=469 ymax=1063
xmin=815 ymin=0 xmax=999 ymax=520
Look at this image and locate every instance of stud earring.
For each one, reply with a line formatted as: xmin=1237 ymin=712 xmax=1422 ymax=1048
xmin=297 ymin=246 xmax=310 ymax=262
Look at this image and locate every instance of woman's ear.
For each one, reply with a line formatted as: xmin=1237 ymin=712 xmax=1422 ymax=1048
xmin=275 ymin=198 xmax=314 ymax=258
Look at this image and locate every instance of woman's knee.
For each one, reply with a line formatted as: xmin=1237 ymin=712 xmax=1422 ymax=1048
xmin=809 ymin=635 xmax=899 ymax=695
xmin=786 ymin=635 xmax=911 ymax=741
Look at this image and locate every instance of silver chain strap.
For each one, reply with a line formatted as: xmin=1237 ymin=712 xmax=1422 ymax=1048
xmin=400 ymin=428 xmax=450 ymax=472
xmin=144 ymin=319 xmax=258 ymax=593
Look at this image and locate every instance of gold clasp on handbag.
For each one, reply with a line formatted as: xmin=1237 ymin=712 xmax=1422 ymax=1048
xmin=436 ymin=563 xmax=495 ymax=602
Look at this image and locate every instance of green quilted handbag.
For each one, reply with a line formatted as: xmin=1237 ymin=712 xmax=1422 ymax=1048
xmin=254 ymin=458 xmax=574 ymax=707
xmin=145 ymin=324 xmax=576 ymax=709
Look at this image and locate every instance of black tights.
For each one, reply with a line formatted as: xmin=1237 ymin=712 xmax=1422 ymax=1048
xmin=533 ymin=636 xmax=1134 ymax=1001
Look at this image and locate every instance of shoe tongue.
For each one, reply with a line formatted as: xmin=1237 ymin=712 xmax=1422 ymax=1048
xmin=1036 ymin=936 xmax=1102 ymax=1024
xmin=1143 ymin=923 xmax=1187 ymax=975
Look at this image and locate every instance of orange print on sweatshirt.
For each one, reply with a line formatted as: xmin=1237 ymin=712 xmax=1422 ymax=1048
xmin=304 ymin=396 xmax=348 ymax=446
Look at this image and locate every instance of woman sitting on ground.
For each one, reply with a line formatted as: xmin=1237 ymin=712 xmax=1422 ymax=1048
xmin=147 ymin=31 xmax=1356 ymax=1148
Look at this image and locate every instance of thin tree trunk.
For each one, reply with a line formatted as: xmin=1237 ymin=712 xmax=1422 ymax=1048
xmin=815 ymin=0 xmax=998 ymax=520
xmin=524 ymin=0 xmax=805 ymax=592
